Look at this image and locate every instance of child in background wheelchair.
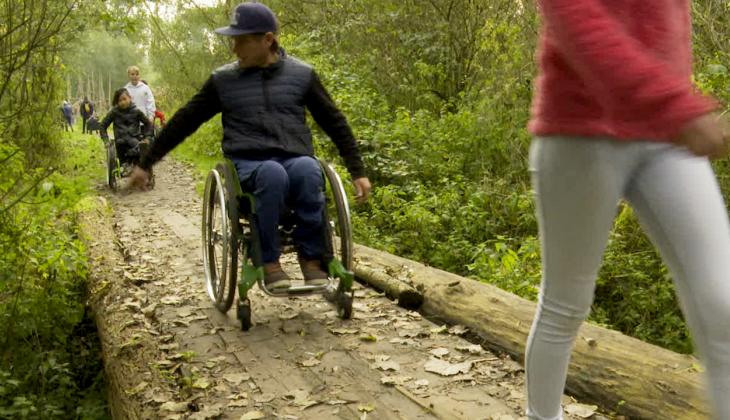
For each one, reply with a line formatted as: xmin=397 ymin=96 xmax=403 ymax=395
xmin=99 ymin=88 xmax=154 ymax=190
xmin=99 ymin=88 xmax=153 ymax=172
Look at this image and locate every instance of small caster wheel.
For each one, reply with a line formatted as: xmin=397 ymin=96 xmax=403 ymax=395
xmin=237 ymin=301 xmax=251 ymax=331
xmin=337 ymin=293 xmax=353 ymax=320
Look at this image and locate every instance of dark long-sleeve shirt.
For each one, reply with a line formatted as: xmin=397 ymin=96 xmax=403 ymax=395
xmin=139 ymin=60 xmax=365 ymax=179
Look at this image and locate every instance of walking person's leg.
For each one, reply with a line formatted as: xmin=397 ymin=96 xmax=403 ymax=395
xmin=625 ymin=147 xmax=730 ymax=419
xmin=525 ymin=136 xmax=635 ymax=420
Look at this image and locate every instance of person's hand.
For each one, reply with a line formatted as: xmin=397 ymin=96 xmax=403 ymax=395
xmin=128 ymin=166 xmax=151 ymax=191
xmin=674 ymin=112 xmax=730 ymax=160
xmin=353 ymin=177 xmax=371 ymax=204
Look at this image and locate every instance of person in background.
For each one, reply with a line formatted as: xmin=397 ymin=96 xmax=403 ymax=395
xmin=124 ymin=66 xmax=156 ymax=124
xmin=523 ymin=1 xmax=730 ymax=419
xmin=80 ymin=96 xmax=94 ymax=134
xmin=61 ymin=100 xmax=74 ymax=132
xmin=128 ymin=2 xmax=371 ymax=291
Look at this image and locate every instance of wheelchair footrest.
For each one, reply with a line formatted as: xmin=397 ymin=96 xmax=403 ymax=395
xmin=261 ymin=283 xmax=331 ymax=297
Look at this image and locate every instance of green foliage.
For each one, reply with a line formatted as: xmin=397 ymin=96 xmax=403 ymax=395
xmin=0 ymin=133 xmax=108 ymax=418
xmin=62 ymin=29 xmax=144 ymax=108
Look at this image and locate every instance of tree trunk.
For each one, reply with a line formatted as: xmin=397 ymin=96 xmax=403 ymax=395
xmin=353 ymin=244 xmax=709 ymax=419
xmin=78 ymin=201 xmax=155 ymax=420
xmin=355 ymin=261 xmax=424 ymax=310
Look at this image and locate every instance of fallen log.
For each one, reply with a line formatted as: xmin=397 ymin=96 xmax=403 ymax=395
xmin=354 ymin=261 xmax=424 ymax=310
xmin=354 ymin=244 xmax=709 ymax=419
xmin=78 ymin=198 xmax=158 ymax=420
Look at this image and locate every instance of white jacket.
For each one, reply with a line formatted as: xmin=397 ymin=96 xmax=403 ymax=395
xmin=124 ymin=82 xmax=156 ymax=120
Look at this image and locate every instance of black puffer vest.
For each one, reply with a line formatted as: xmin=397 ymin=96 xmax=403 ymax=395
xmin=212 ymin=52 xmax=314 ymax=159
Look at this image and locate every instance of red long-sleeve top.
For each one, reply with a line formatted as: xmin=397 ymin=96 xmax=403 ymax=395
xmin=528 ymin=0 xmax=718 ymax=141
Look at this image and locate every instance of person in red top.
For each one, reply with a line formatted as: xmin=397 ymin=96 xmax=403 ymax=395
xmin=525 ymin=2 xmax=730 ymax=419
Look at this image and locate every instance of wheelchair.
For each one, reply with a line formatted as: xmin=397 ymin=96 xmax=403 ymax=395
xmin=103 ymin=135 xmax=154 ymax=191
xmin=202 ymin=158 xmax=355 ymax=331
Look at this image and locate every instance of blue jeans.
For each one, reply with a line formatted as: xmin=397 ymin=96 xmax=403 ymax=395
xmin=231 ymin=156 xmax=326 ymax=264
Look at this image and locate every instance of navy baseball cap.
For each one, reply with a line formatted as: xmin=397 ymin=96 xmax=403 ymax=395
xmin=214 ymin=3 xmax=278 ymax=36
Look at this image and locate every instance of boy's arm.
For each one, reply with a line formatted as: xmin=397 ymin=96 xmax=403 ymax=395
xmin=139 ymin=76 xmax=221 ymax=171
xmin=304 ymin=70 xmax=365 ymax=179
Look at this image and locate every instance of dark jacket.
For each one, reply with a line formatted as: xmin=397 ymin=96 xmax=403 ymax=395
xmin=140 ymin=51 xmax=365 ymax=179
xmin=99 ymin=104 xmax=152 ymax=143
xmin=80 ymin=100 xmax=94 ymax=118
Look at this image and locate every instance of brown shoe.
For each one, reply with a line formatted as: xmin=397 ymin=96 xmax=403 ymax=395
xmin=299 ymin=258 xmax=329 ymax=286
xmin=264 ymin=262 xmax=291 ymax=291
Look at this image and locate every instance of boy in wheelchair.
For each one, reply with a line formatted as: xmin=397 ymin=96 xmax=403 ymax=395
xmin=130 ymin=2 xmax=371 ymax=291
xmin=100 ymin=88 xmax=153 ymax=170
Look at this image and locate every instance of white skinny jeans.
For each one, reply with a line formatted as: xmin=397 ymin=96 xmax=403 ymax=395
xmin=526 ymin=136 xmax=730 ymax=420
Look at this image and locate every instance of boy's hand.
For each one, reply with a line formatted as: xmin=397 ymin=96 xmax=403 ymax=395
xmin=675 ymin=112 xmax=730 ymax=160
xmin=128 ymin=166 xmax=151 ymax=191
xmin=353 ymin=177 xmax=371 ymax=204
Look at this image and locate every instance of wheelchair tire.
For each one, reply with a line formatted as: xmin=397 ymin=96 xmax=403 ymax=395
xmin=202 ymin=167 xmax=240 ymax=313
xmin=106 ymin=141 xmax=118 ymax=191
xmin=337 ymin=292 xmax=353 ymax=320
xmin=319 ymin=161 xmax=353 ymax=270
xmin=237 ymin=300 xmax=252 ymax=331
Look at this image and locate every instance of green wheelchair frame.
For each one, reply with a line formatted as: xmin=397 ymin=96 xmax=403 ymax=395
xmin=201 ymin=158 xmax=355 ymax=331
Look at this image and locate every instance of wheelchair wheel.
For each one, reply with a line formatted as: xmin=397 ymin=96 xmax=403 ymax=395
xmin=106 ymin=141 xmax=119 ymax=191
xmin=319 ymin=161 xmax=353 ymax=270
xmin=202 ymin=166 xmax=240 ymax=312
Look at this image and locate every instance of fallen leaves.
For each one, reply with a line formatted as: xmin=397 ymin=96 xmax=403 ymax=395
xmin=239 ymin=411 xmax=266 ymax=420
xmin=371 ymin=360 xmax=400 ymax=372
xmin=565 ymin=403 xmax=598 ymax=418
xmin=424 ymin=358 xmax=473 ymax=376
xmin=222 ymin=373 xmax=251 ymax=385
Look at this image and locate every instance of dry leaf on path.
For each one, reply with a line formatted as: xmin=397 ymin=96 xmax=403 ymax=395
xmin=456 ymin=344 xmax=484 ymax=354
xmin=358 ymin=403 xmax=375 ymax=413
xmin=429 ymin=325 xmax=448 ymax=334
xmin=424 ymin=358 xmax=473 ymax=376
xmin=285 ymin=389 xmax=320 ymax=409
xmin=329 ymin=327 xmax=359 ymax=335
xmin=299 ymin=357 xmax=321 ymax=367
xmin=448 ymin=325 xmax=469 ymax=335
xmin=429 ymin=348 xmax=450 ymax=358
xmin=160 ymin=401 xmax=188 ymax=412
xmin=253 ymin=393 xmax=275 ymax=403
xmin=222 ymin=373 xmax=251 ymax=385
xmin=239 ymin=411 xmax=266 ymax=420
xmin=380 ymin=375 xmax=411 ymax=386
xmin=413 ymin=379 xmax=429 ymax=388
xmin=372 ymin=360 xmax=400 ymax=372
xmin=161 ymin=296 xmax=183 ymax=305
xmin=192 ymin=378 xmax=210 ymax=389
xmin=565 ymin=403 xmax=598 ymax=418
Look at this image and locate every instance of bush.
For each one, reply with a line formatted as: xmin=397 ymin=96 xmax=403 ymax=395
xmin=0 ymin=133 xmax=108 ymax=418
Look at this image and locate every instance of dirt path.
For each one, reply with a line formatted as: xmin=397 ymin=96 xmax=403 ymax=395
xmin=97 ymin=158 xmax=603 ymax=420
